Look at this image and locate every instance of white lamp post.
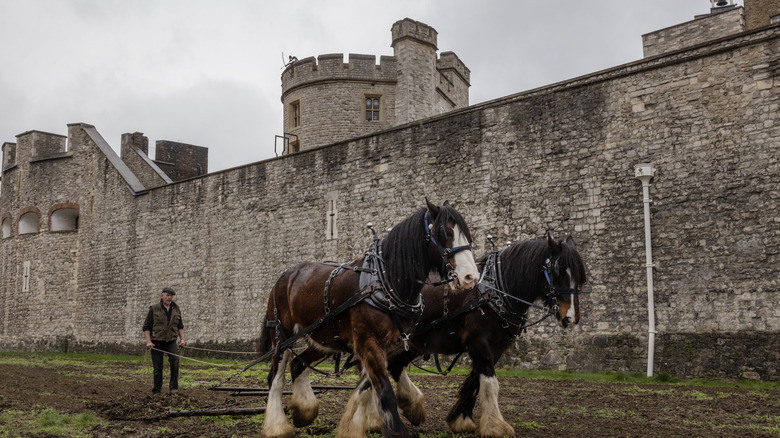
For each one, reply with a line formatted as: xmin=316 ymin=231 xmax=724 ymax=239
xmin=635 ymin=163 xmax=657 ymax=377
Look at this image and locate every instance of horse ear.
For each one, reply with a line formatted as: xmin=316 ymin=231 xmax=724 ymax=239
xmin=443 ymin=200 xmax=451 ymax=207
xmin=565 ymin=235 xmax=576 ymax=248
xmin=425 ymin=197 xmax=440 ymax=217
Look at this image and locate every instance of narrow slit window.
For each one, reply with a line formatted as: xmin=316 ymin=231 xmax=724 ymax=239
xmin=23 ymin=261 xmax=30 ymax=292
xmin=326 ymin=192 xmax=338 ymax=240
xmin=291 ymin=101 xmax=301 ymax=128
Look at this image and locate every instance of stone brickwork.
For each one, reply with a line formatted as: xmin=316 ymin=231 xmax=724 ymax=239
xmin=154 ymin=140 xmax=208 ymax=181
xmin=281 ymin=54 xmax=398 ymax=152
xmin=643 ymin=7 xmax=745 ymax=57
xmin=745 ymin=0 xmax=780 ymax=29
xmin=436 ymin=51 xmax=471 ymax=111
xmin=392 ymin=18 xmax=439 ymax=124
xmin=1 ymin=15 xmax=780 ymax=380
xmin=280 ymin=18 xmax=470 ymax=152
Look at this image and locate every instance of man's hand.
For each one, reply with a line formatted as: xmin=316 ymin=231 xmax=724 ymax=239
xmin=146 ymin=341 xmax=154 ymax=349
xmin=179 ymin=339 xmax=186 ymax=348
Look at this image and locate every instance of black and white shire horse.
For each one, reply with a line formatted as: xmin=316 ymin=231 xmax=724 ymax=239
xmin=386 ymin=234 xmax=586 ymax=438
xmin=256 ymin=200 xmax=480 ymax=438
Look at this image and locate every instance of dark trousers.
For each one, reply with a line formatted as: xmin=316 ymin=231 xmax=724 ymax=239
xmin=151 ymin=340 xmax=179 ymax=393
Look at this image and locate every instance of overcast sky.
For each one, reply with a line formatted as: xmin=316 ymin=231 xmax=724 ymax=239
xmin=0 ymin=1 xmax=741 ymax=172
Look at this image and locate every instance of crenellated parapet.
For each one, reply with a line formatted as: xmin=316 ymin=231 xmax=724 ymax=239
xmin=278 ymin=17 xmax=469 ymax=153
xmin=2 ymin=142 xmax=16 ymax=169
xmin=281 ymin=53 xmax=397 ymax=99
xmin=14 ymin=130 xmax=72 ymax=166
xmin=437 ymin=51 xmax=471 ymax=86
xmin=391 ymin=17 xmax=437 ymax=50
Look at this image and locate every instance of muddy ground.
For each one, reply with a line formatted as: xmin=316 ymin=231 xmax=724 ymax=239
xmin=1 ymin=353 xmax=779 ymax=437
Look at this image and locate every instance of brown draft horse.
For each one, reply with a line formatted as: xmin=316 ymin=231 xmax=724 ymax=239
xmin=256 ymin=199 xmax=480 ymax=438
xmin=385 ymin=234 xmax=586 ymax=438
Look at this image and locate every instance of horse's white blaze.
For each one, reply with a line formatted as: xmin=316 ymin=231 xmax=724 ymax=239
xmin=477 ymin=374 xmax=515 ymax=437
xmin=565 ymin=267 xmax=577 ymax=323
xmin=262 ymin=350 xmax=295 ymax=438
xmin=451 ymin=224 xmax=479 ymax=290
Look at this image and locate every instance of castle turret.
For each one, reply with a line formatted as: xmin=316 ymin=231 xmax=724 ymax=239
xmin=279 ymin=18 xmax=469 ymax=154
xmin=392 ymin=18 xmax=438 ymax=125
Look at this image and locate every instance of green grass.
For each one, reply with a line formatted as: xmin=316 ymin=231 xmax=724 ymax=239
xmin=0 ymin=407 xmax=102 ymax=438
xmin=4 ymin=351 xmax=779 ymax=391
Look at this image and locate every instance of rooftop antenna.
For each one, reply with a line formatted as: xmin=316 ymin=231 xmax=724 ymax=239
xmin=281 ymin=52 xmax=298 ymax=69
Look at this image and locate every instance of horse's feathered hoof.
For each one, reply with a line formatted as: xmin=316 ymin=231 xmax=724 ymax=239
xmin=290 ymin=403 xmax=319 ymax=427
xmin=477 ymin=420 xmax=516 ymax=438
xmin=448 ymin=414 xmax=477 ymax=433
xmin=398 ymin=395 xmax=426 ymax=426
xmin=261 ymin=420 xmax=296 ymax=438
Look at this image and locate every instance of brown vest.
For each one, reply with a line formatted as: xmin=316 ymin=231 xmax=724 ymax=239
xmin=150 ymin=302 xmax=182 ymax=342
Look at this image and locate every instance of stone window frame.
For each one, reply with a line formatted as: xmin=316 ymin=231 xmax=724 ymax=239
xmin=1 ymin=213 xmax=12 ymax=239
xmin=17 ymin=206 xmax=41 ymax=235
xmin=290 ymin=100 xmax=301 ymax=129
xmin=364 ymin=95 xmax=383 ymax=122
xmin=48 ymin=202 xmax=80 ymax=233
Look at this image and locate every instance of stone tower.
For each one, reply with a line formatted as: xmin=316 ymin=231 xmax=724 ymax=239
xmin=391 ymin=18 xmax=439 ymax=125
xmin=279 ymin=18 xmax=470 ymax=154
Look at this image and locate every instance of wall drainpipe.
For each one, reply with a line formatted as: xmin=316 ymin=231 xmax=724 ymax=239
xmin=635 ymin=163 xmax=657 ymax=377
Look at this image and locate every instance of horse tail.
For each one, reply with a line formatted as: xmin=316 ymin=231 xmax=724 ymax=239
xmin=256 ymin=313 xmax=272 ymax=360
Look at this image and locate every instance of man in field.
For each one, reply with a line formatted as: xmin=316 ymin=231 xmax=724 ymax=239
xmin=143 ymin=287 xmax=185 ymax=394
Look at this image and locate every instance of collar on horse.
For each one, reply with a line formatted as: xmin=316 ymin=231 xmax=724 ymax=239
xmin=424 ymin=210 xmax=472 ymax=280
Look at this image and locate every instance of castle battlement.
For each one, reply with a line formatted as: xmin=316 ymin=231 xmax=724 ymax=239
xmin=437 ymin=51 xmax=471 ymax=85
xmin=15 ymin=130 xmax=71 ymax=164
xmin=1 ymin=142 xmax=16 ymax=169
xmin=391 ymin=18 xmax=437 ymax=50
xmin=281 ymin=53 xmax=397 ymax=99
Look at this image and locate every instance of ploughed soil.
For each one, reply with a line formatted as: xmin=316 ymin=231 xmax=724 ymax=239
xmin=1 ymin=353 xmax=779 ymax=437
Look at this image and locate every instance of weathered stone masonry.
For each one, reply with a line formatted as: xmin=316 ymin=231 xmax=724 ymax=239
xmin=1 ymin=10 xmax=779 ymax=380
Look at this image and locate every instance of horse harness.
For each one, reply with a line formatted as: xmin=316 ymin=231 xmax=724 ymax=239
xmin=414 ymin=245 xmax=581 ymax=355
xmin=262 ymin=215 xmax=472 ymax=367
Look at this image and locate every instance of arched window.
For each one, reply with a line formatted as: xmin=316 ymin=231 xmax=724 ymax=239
xmin=1 ymin=216 xmax=10 ymax=238
xmin=50 ymin=208 xmax=79 ymax=232
xmin=19 ymin=212 xmax=39 ymax=235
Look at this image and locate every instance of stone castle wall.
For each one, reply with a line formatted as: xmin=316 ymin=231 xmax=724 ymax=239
xmin=642 ymin=6 xmax=745 ymax=57
xmin=745 ymin=0 xmax=780 ymax=30
xmin=1 ymin=22 xmax=780 ymax=380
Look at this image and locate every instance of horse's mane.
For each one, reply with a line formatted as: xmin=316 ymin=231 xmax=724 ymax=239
xmin=499 ymin=237 xmax=586 ymax=301
xmin=383 ymin=204 xmax=472 ymax=296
